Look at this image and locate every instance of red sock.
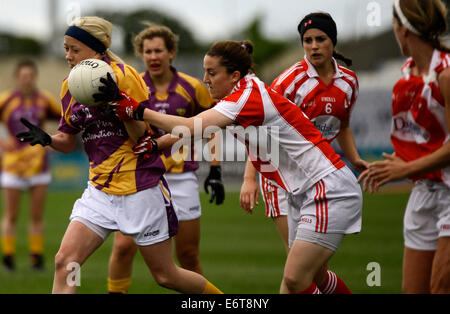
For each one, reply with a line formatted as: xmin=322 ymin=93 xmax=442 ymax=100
xmin=318 ymin=270 xmax=351 ymax=294
xmin=296 ymin=282 xmax=321 ymax=294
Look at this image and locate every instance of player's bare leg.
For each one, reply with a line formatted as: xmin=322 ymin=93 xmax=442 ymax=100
xmin=29 ymin=184 xmax=47 ymax=236
xmin=1 ymin=188 xmax=21 ymax=270
xmin=430 ymin=237 xmax=450 ymax=293
xmin=273 ymin=215 xmax=289 ymax=252
xmin=29 ymin=184 xmax=48 ymax=269
xmin=1 ymin=188 xmax=21 ymax=236
xmin=108 ymin=232 xmax=137 ymax=293
xmin=175 ymin=218 xmax=202 ymax=274
xmin=52 ymin=221 xmax=104 ymax=293
xmin=273 ymin=215 xmax=290 ymax=293
xmin=139 ymin=238 xmax=220 ymax=293
xmin=283 ymin=239 xmax=334 ymax=293
xmin=402 ymin=246 xmax=435 ymax=293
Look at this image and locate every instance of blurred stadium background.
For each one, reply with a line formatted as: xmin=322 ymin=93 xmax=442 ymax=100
xmin=0 ymin=0 xmax=448 ymax=293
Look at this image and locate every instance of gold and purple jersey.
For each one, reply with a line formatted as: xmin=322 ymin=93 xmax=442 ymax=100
xmin=0 ymin=88 xmax=60 ymax=177
xmin=58 ymin=57 xmax=166 ymax=195
xmin=142 ymin=67 xmax=214 ymax=173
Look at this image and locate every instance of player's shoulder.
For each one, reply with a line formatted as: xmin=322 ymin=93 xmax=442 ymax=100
xmin=272 ymin=61 xmax=307 ymax=87
xmin=38 ymin=89 xmax=57 ymax=101
xmin=177 ymin=71 xmax=205 ymax=89
xmin=110 ymin=61 xmax=137 ymax=78
xmin=337 ymin=64 xmax=357 ymax=80
xmin=0 ymin=89 xmax=15 ymax=102
xmin=280 ymin=61 xmax=308 ymax=78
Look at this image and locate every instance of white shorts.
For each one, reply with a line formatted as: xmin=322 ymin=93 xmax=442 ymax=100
xmin=165 ymin=172 xmax=201 ymax=221
xmin=1 ymin=171 xmax=51 ymax=190
xmin=287 ymin=166 xmax=362 ymax=248
xmin=259 ymin=175 xmax=289 ymax=217
xmin=70 ymin=180 xmax=178 ymax=246
xmin=403 ymin=180 xmax=450 ymax=251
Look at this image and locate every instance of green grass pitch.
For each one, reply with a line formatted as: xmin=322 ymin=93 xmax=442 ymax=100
xmin=0 ymin=189 xmax=409 ymax=294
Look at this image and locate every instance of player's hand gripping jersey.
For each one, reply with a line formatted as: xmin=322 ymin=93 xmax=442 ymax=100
xmin=141 ymin=67 xmax=215 ymax=173
xmin=391 ymin=49 xmax=450 ymax=187
xmin=0 ymin=89 xmax=60 ymax=177
xmin=58 ymin=57 xmax=166 ymax=195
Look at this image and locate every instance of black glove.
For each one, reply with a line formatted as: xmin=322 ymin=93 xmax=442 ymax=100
xmin=93 ymin=72 xmax=123 ymax=103
xmin=133 ymin=131 xmax=158 ymax=159
xmin=16 ymin=118 xmax=51 ymax=146
xmin=204 ymin=166 xmax=225 ymax=205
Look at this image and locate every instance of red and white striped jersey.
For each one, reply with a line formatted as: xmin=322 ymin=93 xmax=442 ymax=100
xmin=213 ymin=74 xmax=345 ymax=194
xmin=271 ymin=57 xmax=358 ymax=142
xmin=391 ymin=49 xmax=450 ymax=186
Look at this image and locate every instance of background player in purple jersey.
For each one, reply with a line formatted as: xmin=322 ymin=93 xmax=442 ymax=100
xmin=0 ymin=58 xmax=60 ymax=271
xmin=16 ymin=16 xmax=222 ymax=294
xmin=107 ymin=22 xmax=224 ymax=294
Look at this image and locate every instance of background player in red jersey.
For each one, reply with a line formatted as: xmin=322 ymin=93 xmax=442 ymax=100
xmin=240 ymin=12 xmax=367 ymax=294
xmin=107 ymin=23 xmax=224 ymax=294
xmin=100 ymin=39 xmax=363 ymax=294
xmin=16 ymin=16 xmax=222 ymax=294
xmin=0 ymin=59 xmax=60 ymax=271
xmin=359 ymin=0 xmax=450 ymax=293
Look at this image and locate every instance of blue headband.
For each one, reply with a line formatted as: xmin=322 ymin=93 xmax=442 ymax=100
xmin=65 ymin=26 xmax=106 ymax=54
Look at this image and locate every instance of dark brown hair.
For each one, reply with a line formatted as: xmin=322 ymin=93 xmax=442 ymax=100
xmin=206 ymin=40 xmax=255 ymax=79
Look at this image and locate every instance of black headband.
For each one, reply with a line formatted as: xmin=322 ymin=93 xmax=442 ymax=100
xmin=298 ymin=15 xmax=337 ymax=46
xmin=65 ymin=26 xmax=106 ymax=54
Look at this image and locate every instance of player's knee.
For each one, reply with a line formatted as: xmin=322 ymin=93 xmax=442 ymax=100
xmin=152 ymin=271 xmax=175 ymax=289
xmin=431 ymin=270 xmax=450 ymax=293
xmin=2 ymin=214 xmax=18 ymax=225
xmin=176 ymin=247 xmax=200 ymax=271
xmin=54 ymin=251 xmax=69 ymax=272
xmin=54 ymin=250 xmax=78 ymax=273
xmin=112 ymin=238 xmax=137 ymax=259
xmin=283 ymin=274 xmax=312 ymax=293
xmin=283 ymin=273 xmax=313 ymax=293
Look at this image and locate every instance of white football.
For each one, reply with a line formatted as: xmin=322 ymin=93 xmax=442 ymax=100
xmin=68 ymin=58 xmax=116 ymax=107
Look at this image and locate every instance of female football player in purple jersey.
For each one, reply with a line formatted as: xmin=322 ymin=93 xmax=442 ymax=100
xmin=107 ymin=22 xmax=225 ymax=294
xmin=0 ymin=59 xmax=60 ymax=271
xmin=16 ymin=16 xmax=221 ymax=294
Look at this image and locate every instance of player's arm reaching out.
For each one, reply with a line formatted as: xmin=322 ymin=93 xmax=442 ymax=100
xmin=336 ymin=120 xmax=369 ymax=174
xmin=239 ymin=157 xmax=260 ymax=214
xmin=358 ymin=68 xmax=450 ymax=193
xmin=16 ymin=118 xmax=77 ymax=154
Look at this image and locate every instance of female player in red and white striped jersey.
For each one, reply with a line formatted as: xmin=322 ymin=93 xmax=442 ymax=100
xmin=101 ymin=39 xmax=363 ymax=294
xmin=359 ymin=0 xmax=450 ymax=293
xmin=240 ymin=12 xmax=367 ymax=294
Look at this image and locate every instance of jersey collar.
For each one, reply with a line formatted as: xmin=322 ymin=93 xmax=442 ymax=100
xmin=402 ymin=49 xmax=439 ymax=84
xmin=145 ymin=66 xmax=179 ymax=94
xmin=304 ymin=55 xmax=342 ymax=79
